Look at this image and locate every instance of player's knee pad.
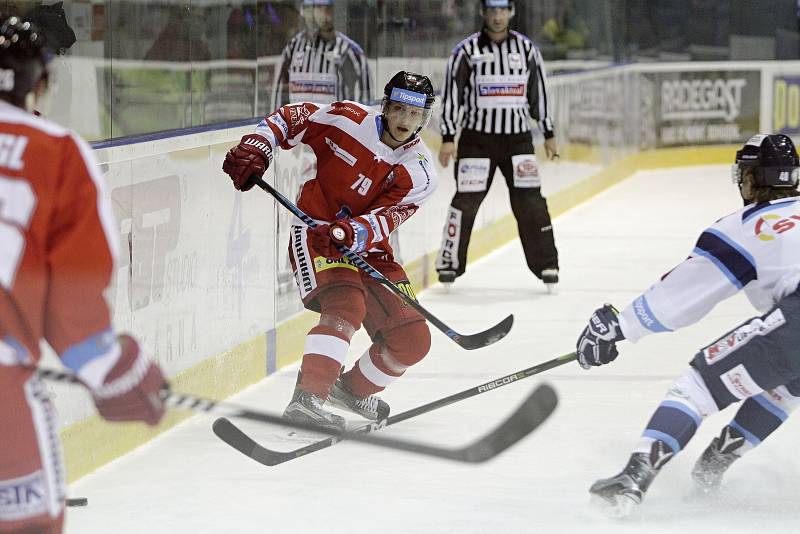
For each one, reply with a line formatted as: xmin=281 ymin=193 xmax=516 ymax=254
xmin=665 ymin=367 xmax=719 ymax=418
xmin=316 ymin=285 xmax=366 ymax=336
xmin=381 ymin=320 xmax=431 ymax=367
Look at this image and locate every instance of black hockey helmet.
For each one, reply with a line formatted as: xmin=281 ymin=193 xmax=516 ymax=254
xmin=383 ymin=71 xmax=435 ymax=110
xmin=381 ymin=71 xmax=436 ymax=141
xmin=733 ymin=134 xmax=800 ymax=189
xmin=0 ymin=15 xmax=50 ymax=109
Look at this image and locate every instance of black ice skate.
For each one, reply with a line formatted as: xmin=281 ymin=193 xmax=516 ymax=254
xmin=691 ymin=425 xmax=744 ymax=494
xmin=589 ymin=440 xmax=673 ymax=517
xmin=541 ymin=268 xmax=559 ymax=294
xmin=283 ymin=386 xmax=346 ymax=433
xmin=328 ymin=377 xmax=390 ymax=421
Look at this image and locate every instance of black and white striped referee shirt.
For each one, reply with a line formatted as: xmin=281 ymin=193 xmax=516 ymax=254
xmin=272 ymin=31 xmax=372 ymax=109
xmin=441 ymin=29 xmax=554 ymax=141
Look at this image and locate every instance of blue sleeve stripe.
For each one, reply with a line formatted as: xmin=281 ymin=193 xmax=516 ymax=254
xmin=753 ymin=393 xmax=789 ymax=422
xmin=730 ymin=420 xmax=761 ymax=445
xmin=694 ymin=230 xmax=756 ymax=289
xmin=61 ymin=328 xmax=117 ymax=373
xmin=705 ymin=228 xmax=757 ymax=265
xmin=660 ymin=400 xmax=702 ymax=427
xmin=632 ymin=295 xmax=672 ymax=333
xmin=642 ymin=429 xmax=682 ymax=454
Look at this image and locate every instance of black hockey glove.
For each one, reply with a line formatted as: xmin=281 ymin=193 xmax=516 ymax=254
xmin=576 ymin=304 xmax=625 ymax=369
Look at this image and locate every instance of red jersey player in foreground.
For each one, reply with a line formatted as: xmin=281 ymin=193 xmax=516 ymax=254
xmin=0 ymin=16 xmax=166 ymax=534
xmin=223 ymin=71 xmax=437 ymax=431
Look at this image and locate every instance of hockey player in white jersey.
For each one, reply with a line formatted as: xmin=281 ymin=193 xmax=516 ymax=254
xmin=575 ymin=134 xmax=800 ymax=516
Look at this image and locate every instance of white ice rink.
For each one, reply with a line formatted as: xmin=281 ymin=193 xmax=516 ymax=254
xmin=66 ymin=165 xmax=800 ymax=534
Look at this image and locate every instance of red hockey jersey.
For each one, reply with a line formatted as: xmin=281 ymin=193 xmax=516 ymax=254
xmin=256 ymin=100 xmax=437 ymax=256
xmin=0 ymin=102 xmax=120 ymax=386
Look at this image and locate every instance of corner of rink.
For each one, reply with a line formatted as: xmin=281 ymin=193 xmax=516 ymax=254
xmin=59 ymin=141 xmax=737 ymax=484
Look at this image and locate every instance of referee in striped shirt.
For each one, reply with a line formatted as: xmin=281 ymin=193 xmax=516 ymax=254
xmin=435 ymin=0 xmax=560 ymax=292
xmin=272 ymin=0 xmax=371 ymax=108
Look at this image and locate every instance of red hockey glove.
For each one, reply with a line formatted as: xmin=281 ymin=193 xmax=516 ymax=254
xmin=308 ymin=220 xmax=362 ymax=260
xmin=90 ymin=334 xmax=168 ymax=426
xmin=222 ymin=133 xmax=273 ymax=191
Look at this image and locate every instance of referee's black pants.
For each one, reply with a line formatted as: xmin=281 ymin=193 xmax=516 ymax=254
xmin=435 ymin=129 xmax=559 ymax=281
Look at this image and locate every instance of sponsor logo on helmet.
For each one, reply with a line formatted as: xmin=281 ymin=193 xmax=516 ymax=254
xmin=390 ymin=88 xmax=426 ymax=108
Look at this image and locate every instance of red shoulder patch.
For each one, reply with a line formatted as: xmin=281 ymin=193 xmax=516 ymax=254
xmin=327 ymin=102 xmax=368 ymax=124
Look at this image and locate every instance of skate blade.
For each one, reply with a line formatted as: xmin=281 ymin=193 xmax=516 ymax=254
xmin=545 ymin=283 xmax=558 ymax=295
xmin=590 ymin=493 xmax=637 ymax=519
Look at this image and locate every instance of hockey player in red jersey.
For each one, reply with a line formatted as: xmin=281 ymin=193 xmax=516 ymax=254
xmin=223 ymin=71 xmax=437 ymax=431
xmin=0 ymin=16 xmax=167 ymax=534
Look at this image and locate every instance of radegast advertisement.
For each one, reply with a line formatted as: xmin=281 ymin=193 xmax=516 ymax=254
xmin=649 ymin=70 xmax=760 ymax=147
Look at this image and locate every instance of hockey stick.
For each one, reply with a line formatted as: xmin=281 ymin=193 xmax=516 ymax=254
xmin=213 ymin=384 xmax=556 ymax=464
xmin=33 ymin=367 xmax=555 ymax=464
xmin=254 ymin=177 xmax=513 ymax=350
xmin=213 ymin=351 xmax=576 ymax=467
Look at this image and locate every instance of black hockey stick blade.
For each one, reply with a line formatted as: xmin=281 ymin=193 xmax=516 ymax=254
xmin=213 ymin=383 xmax=557 ymax=465
xmin=449 ymin=313 xmax=514 ymax=350
xmin=254 ymin=176 xmax=512 ymax=350
xmin=457 ymin=383 xmax=558 ymax=462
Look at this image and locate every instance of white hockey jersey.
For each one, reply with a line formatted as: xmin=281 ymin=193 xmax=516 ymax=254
xmin=619 ymin=197 xmax=800 ymax=342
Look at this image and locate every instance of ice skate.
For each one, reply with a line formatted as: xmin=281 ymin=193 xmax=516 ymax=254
xmin=329 ymin=377 xmax=390 ymax=421
xmin=691 ymin=426 xmax=744 ymax=495
xmin=541 ymin=268 xmax=558 ymax=294
xmin=283 ymin=386 xmax=346 ymax=433
xmin=590 ymin=441 xmax=672 ymax=518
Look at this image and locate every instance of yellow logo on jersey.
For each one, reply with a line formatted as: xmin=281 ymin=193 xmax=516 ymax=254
xmin=313 ymin=256 xmax=359 ymax=272
xmin=754 ymin=213 xmax=800 ymax=241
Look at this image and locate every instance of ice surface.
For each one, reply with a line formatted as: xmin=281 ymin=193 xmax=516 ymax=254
xmin=66 ymin=165 xmax=800 ymax=533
